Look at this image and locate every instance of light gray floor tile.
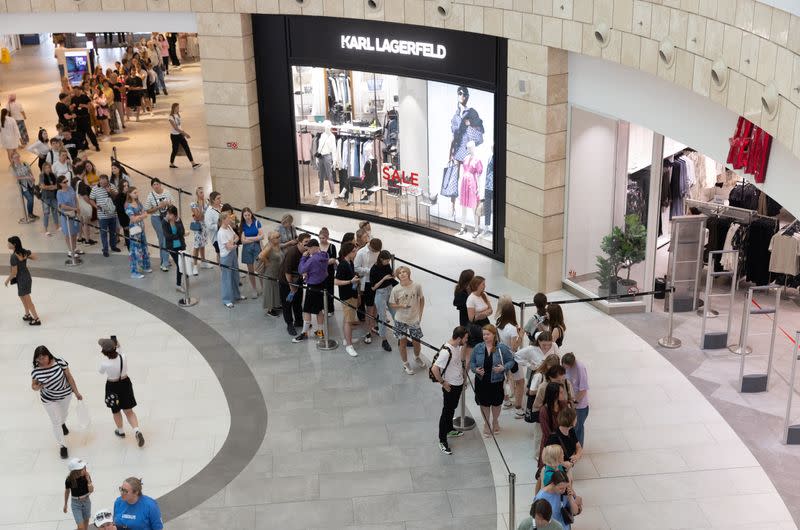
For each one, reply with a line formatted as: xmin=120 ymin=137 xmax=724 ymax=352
xmin=255 ymin=499 xmax=355 ymax=529
xmin=446 ymin=486 xmax=498 ymax=517
xmin=301 ymin=425 xmax=391 ymax=451
xmin=319 ymin=469 xmax=414 ymax=499
xmin=353 ymin=491 xmax=453 ymax=524
xmin=272 ymin=448 xmax=364 ymax=477
xmin=410 ymin=462 xmax=495 ymax=492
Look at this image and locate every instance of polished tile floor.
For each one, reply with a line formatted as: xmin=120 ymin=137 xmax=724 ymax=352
xmin=1 ymin=40 xmax=797 ymax=529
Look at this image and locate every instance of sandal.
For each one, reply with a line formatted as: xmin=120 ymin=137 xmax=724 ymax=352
xmin=22 ymin=314 xmax=32 ymax=322
xmin=493 ymin=425 xmax=501 ymax=434
xmin=29 ymin=318 xmax=42 ymax=326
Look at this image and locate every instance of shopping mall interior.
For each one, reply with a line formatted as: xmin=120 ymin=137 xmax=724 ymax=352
xmin=1 ymin=2 xmax=800 ymax=529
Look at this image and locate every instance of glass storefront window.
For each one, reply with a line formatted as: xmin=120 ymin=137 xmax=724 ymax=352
xmin=290 ymin=65 xmax=496 ymax=250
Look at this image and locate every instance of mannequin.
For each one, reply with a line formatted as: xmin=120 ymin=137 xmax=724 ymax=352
xmin=315 ymin=120 xmax=337 ymax=206
xmin=457 ymin=141 xmax=482 ymax=237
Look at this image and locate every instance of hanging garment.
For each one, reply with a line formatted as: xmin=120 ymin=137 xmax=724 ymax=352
xmin=745 ymin=220 xmax=776 ymax=285
xmin=296 ymin=132 xmax=312 ymax=163
xmin=768 ymin=233 xmax=800 ymax=275
xmin=721 ymin=223 xmax=741 ymax=271
xmin=729 ymin=183 xmax=760 ymax=210
xmin=669 ymin=159 xmax=688 ymax=219
xmin=310 ymin=134 xmax=320 ymax=170
xmin=317 ymin=154 xmax=333 ymax=193
xmin=459 ymin=155 xmax=483 ymax=209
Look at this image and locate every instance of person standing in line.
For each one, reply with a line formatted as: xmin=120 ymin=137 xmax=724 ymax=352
xmin=334 ymin=241 xmax=361 ymax=357
xmin=166 ymin=32 xmax=181 ymax=69
xmin=26 ymin=128 xmax=51 ymax=170
xmin=143 ymin=178 xmax=174 ymax=272
xmin=98 ymin=338 xmax=145 ymax=445
xmin=354 ymin=237 xmax=382 ymax=343
xmin=453 ymin=269 xmax=475 ymax=327
xmin=276 ymin=213 xmax=298 ymax=250
xmin=89 ymin=174 xmax=121 ymax=257
xmin=167 ymin=103 xmax=201 ymax=169
xmin=517 ymin=498 xmax=564 ymax=530
xmin=561 ymin=352 xmax=589 ymax=446
xmin=279 ymin=232 xmax=310 ymax=334
xmin=39 ymin=161 xmax=60 ymax=235
xmin=7 ymin=94 xmax=29 ymax=145
xmin=31 ymin=346 xmax=83 ymax=458
xmin=218 ymin=211 xmax=246 ymax=308
xmin=469 ymin=324 xmax=515 ymax=436
xmin=533 ymin=471 xmax=579 ymax=530
xmin=369 ymin=249 xmax=397 ymax=352
xmin=113 ymin=477 xmax=163 ymax=530
xmin=9 ymin=151 xmax=37 ymax=220
xmin=5 ymin=236 xmax=41 ymax=325
xmin=318 ymin=227 xmax=337 ymax=316
xmin=55 ymin=42 xmax=67 ymax=78
xmin=431 ymin=326 xmax=469 ymax=455
xmin=204 ymin=190 xmax=223 ymax=263
xmin=259 ymin=230 xmax=283 ymax=316
xmin=389 ymin=266 xmax=427 ymax=375
xmin=189 ymin=187 xmax=208 ymax=275
xmin=114 ymin=180 xmax=131 ymax=250
xmin=162 ymin=206 xmax=186 ymax=293
xmin=466 ymin=275 xmax=493 ymax=350
xmin=495 ymin=295 xmax=526 ymax=417
xmin=56 ymin=175 xmax=83 ymax=258
xmin=63 ymin=458 xmax=94 ymax=530
xmin=239 ymin=207 xmax=264 ymax=297
xmin=1 ymin=108 xmax=22 ymax=163
xmin=523 ymin=292 xmax=549 ymax=341
xmin=547 ymin=303 xmax=567 ymax=347
xmin=124 ymin=187 xmax=153 ymax=279
xmin=293 ymin=238 xmax=329 ymax=342
xmin=71 ymin=85 xmax=100 ymax=152
xmin=158 ymin=33 xmax=170 ymax=74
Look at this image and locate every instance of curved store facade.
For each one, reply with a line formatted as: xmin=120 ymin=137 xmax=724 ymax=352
xmin=4 ymin=1 xmax=800 ymax=295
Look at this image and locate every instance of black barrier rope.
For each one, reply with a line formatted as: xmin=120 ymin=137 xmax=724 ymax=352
xmin=517 ymin=287 xmax=673 ymax=307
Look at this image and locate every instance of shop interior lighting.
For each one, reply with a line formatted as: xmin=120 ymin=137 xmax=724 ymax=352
xmin=711 ymin=59 xmax=728 ymax=90
xmin=761 ymin=82 xmax=779 ymax=119
xmin=436 ymin=0 xmax=453 ymax=19
xmin=658 ymin=39 xmax=675 ymax=68
xmin=593 ymin=23 xmax=610 ymax=48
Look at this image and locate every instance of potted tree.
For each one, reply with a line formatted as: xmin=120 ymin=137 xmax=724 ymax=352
xmin=596 ymin=214 xmax=647 ymax=299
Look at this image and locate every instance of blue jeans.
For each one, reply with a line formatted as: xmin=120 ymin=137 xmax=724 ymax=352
xmin=150 ymin=215 xmax=169 ymax=267
xmin=20 ymin=187 xmax=34 ymax=216
xmin=99 ymin=217 xmax=118 ymax=253
xmin=42 ymin=196 xmax=59 ymax=230
xmin=373 ymin=286 xmax=396 ymax=338
xmin=154 ymin=64 xmax=167 ymax=92
xmin=70 ymin=496 xmax=91 ymax=524
xmin=220 ymin=251 xmax=241 ymax=304
xmin=575 ymin=406 xmax=589 ymax=446
xmin=58 ymin=64 xmax=65 ymax=78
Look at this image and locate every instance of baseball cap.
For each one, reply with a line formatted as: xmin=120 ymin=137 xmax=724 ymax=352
xmin=68 ymin=458 xmax=87 ymax=471
xmin=98 ymin=338 xmax=116 ymax=353
xmin=93 ymin=509 xmax=114 ymax=526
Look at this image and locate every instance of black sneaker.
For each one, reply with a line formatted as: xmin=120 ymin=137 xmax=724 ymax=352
xmin=381 ymin=339 xmax=392 ymax=352
xmin=292 ymin=332 xmax=308 ymax=343
xmin=169 ymin=164 xmax=178 ymax=169
xmin=114 ymin=429 xmax=126 ymax=437
xmin=86 ymin=239 xmax=98 ymax=245
xmin=111 ymin=247 xmax=122 ymax=253
xmin=60 ymin=446 xmax=68 ymax=459
xmin=439 ymin=442 xmax=452 ymax=455
xmin=287 ymin=325 xmax=297 ymax=336
xmin=136 ymin=431 xmax=145 ymax=447
xmin=62 ymin=424 xmax=69 ymax=435
xmin=103 ymin=250 xmax=109 ymax=257
xmin=363 ymin=333 xmax=372 ymax=344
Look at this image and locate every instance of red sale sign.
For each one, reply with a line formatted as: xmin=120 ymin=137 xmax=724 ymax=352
xmin=382 ymin=165 xmax=420 ymax=186
xmin=726 ymin=116 xmax=772 ymax=183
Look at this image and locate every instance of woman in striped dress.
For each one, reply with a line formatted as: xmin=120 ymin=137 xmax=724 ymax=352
xmin=31 ymin=346 xmax=83 ymax=459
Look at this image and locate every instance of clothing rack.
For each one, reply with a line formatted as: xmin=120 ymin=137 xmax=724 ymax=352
xmin=685 ymin=198 xmax=777 ymax=226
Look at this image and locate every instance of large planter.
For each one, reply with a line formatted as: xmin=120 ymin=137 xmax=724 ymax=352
xmin=616 ymin=278 xmax=639 ymax=300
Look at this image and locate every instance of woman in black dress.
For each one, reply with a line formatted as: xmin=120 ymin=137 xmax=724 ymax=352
xmin=469 ymin=324 xmax=514 ymax=437
xmin=114 ymin=180 xmax=131 ymax=250
xmin=5 ymin=236 xmax=40 ymax=325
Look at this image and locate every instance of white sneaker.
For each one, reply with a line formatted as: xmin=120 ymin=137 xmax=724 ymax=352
xmin=328 ymin=199 xmax=337 ymax=207
xmin=403 ymin=363 xmax=414 ymax=375
xmin=176 ymin=285 xmax=186 ymax=293
xmin=317 ymin=198 xmax=326 ymax=206
xmin=345 ymin=345 xmax=358 ymax=357
xmin=315 ymin=191 xmax=324 ymax=197
xmin=338 ymin=188 xmax=348 ymax=198
xmin=192 ymin=265 xmax=198 ymax=276
xmin=415 ymin=356 xmax=427 ymax=368
xmin=201 ymin=263 xmax=214 ymax=269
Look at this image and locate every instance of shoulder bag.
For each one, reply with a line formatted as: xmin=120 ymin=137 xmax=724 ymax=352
xmin=560 ymin=495 xmax=575 ymax=524
xmin=523 ymin=370 xmax=539 ymax=424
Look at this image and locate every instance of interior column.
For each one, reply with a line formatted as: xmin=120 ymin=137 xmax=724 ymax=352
xmin=504 ymin=44 xmax=567 ymax=292
xmin=197 ymin=13 xmax=264 ymax=208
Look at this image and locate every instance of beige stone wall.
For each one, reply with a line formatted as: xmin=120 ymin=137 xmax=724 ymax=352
xmin=9 ymin=0 xmax=798 ymax=291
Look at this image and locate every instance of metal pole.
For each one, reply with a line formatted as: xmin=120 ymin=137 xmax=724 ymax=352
xmin=766 ymin=287 xmax=780 ymax=386
xmin=508 ymin=472 xmax=516 ymax=530
xmin=453 ymin=362 xmax=475 ymax=431
xmin=729 ymin=287 xmax=753 ymax=355
xmin=64 ymin=213 xmax=81 ymax=267
xmin=783 ymin=331 xmax=800 ymax=444
xmin=18 ymin=187 xmax=34 ymax=224
xmin=658 ymin=281 xmax=681 ymax=348
xmin=178 ymin=252 xmax=198 ymax=307
xmin=177 ymin=188 xmax=184 ymax=221
xmin=316 ymin=289 xmax=339 ymax=350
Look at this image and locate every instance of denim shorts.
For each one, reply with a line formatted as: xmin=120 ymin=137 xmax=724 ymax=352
xmin=241 ymin=242 xmax=260 ymax=264
xmin=71 ymin=496 xmax=92 ymax=524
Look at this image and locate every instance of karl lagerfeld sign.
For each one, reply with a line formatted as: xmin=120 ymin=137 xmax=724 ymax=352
xmin=340 ymin=35 xmax=447 ymax=60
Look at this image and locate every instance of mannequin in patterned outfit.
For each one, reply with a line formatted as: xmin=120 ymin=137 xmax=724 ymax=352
xmin=457 ymin=142 xmax=483 ymax=237
xmin=442 ymin=87 xmax=484 ymax=219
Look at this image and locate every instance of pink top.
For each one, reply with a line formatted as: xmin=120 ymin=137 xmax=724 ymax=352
xmin=160 ymin=40 xmax=169 ymax=57
xmin=462 ymin=155 xmax=483 ymax=180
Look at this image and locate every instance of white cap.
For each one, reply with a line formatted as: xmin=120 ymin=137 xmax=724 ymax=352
xmin=93 ymin=509 xmax=114 ymax=526
xmin=67 ymin=458 xmax=86 ymax=471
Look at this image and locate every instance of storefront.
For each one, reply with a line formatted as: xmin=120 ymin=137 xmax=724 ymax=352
xmin=564 ymin=54 xmax=796 ymax=313
xmin=253 ymin=15 xmax=507 ymax=258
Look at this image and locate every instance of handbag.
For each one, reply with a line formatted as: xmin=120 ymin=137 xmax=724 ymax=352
xmin=523 ymin=370 xmax=539 ymax=423
xmin=189 ymin=220 xmax=202 ymax=231
xmin=440 ymin=163 xmax=459 ymax=198
xmin=129 ymin=224 xmax=143 ymax=236
xmin=104 ymin=356 xmax=123 ymax=409
xmin=560 ymin=495 xmax=575 ymax=524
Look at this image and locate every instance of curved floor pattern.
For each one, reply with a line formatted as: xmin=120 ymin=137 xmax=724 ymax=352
xmin=0 ymin=265 xmax=267 ymax=526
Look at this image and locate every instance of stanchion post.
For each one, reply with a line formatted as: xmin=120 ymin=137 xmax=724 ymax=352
xmin=18 ymin=188 xmax=34 ymax=224
xmin=64 ymin=213 xmax=81 ymax=267
xmin=178 ymin=251 xmax=198 ymax=307
xmin=658 ymin=282 xmax=681 ymax=348
xmin=316 ymin=288 xmax=339 ymax=351
xmin=177 ymin=188 xmax=183 ymax=221
xmin=453 ymin=361 xmax=475 ymax=431
xmin=729 ymin=288 xmax=753 ymax=355
xmin=508 ymin=472 xmax=516 ymax=530
xmin=783 ymin=331 xmax=800 ymax=445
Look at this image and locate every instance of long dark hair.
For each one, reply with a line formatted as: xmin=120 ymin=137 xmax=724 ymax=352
xmin=66 ymin=469 xmax=83 ymax=489
xmin=450 ymin=107 xmax=484 ymax=154
xmin=33 ymin=345 xmax=55 ymax=368
xmin=8 ymin=236 xmax=29 ymax=258
xmin=454 ymin=268 xmax=474 ymax=295
xmin=542 ymin=382 xmax=562 ymax=430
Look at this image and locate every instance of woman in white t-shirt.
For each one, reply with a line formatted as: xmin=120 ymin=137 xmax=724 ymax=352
xmin=97 ymin=338 xmax=145 ymax=446
xmin=466 ymin=275 xmax=493 ymax=348
xmin=218 ymin=211 xmax=245 ymax=308
xmin=495 ymin=296 xmax=526 ymax=418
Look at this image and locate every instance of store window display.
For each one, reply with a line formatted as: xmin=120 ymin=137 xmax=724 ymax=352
xmin=291 ymin=66 xmax=496 ymax=250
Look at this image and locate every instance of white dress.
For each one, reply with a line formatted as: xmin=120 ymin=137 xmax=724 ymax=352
xmin=0 ymin=118 xmax=21 ymax=149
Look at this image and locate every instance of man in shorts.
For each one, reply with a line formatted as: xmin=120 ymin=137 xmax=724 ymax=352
xmin=389 ymin=266 xmax=426 ymax=375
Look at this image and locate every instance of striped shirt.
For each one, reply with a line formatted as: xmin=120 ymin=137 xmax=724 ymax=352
xmin=31 ymin=358 xmax=72 ymax=403
xmin=89 ymin=184 xmax=118 ymax=219
xmin=144 ymin=189 xmax=174 ymax=217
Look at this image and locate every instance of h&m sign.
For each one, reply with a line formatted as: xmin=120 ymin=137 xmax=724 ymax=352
xmin=727 ymin=117 xmax=772 ymax=183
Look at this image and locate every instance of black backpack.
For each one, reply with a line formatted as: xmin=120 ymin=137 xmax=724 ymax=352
xmin=428 ymin=343 xmax=453 ymax=382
